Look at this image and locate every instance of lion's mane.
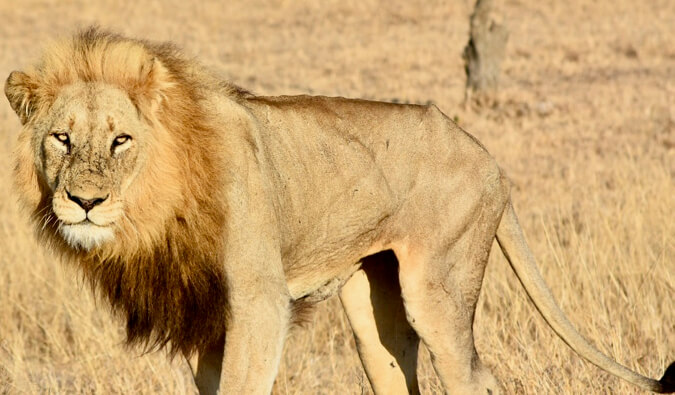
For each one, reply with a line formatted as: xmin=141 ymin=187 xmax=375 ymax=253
xmin=13 ymin=27 xmax=247 ymax=356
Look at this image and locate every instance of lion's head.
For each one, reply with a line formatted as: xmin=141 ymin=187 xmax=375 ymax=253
xmin=5 ymin=28 xmax=183 ymax=252
xmin=5 ymin=27 xmax=242 ymax=356
xmin=10 ymin=78 xmax=150 ymax=250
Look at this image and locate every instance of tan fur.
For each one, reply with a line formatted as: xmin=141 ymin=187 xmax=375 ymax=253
xmin=5 ymin=28 xmax=673 ymax=394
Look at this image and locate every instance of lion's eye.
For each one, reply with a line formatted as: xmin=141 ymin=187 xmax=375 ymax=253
xmin=51 ymin=132 xmax=71 ymax=151
xmin=53 ymin=132 xmax=69 ymax=143
xmin=111 ymin=134 xmax=132 ymax=153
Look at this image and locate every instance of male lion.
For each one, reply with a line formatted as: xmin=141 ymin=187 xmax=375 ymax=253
xmin=4 ymin=28 xmax=673 ymax=394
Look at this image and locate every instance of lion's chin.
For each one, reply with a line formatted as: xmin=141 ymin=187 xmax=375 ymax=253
xmin=59 ymin=221 xmax=114 ymax=250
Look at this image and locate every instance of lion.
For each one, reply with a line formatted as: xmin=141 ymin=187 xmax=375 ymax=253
xmin=4 ymin=27 xmax=673 ymax=394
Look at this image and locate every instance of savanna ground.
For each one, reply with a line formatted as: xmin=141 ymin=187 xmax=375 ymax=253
xmin=0 ymin=0 xmax=673 ymax=393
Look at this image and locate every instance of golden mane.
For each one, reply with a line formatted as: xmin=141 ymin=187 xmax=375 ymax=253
xmin=13 ymin=27 xmax=245 ymax=356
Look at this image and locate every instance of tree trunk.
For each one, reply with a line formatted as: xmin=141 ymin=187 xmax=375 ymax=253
xmin=463 ymin=0 xmax=509 ymax=107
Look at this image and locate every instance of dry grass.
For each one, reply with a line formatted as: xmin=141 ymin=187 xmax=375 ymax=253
xmin=0 ymin=1 xmax=673 ymax=394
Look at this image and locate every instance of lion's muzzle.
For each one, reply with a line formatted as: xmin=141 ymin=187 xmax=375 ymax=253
xmin=52 ymin=188 xmax=123 ymax=250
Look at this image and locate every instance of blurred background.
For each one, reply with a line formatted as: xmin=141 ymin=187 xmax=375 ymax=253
xmin=0 ymin=0 xmax=673 ymax=393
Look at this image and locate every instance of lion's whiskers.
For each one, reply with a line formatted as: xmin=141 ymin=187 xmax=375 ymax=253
xmin=40 ymin=212 xmax=56 ymax=233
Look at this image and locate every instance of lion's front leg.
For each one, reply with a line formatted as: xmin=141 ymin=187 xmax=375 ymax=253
xmin=200 ymin=139 xmax=294 ymax=394
xmin=192 ymin=288 xmax=290 ymax=395
xmin=217 ymin=285 xmax=291 ymax=394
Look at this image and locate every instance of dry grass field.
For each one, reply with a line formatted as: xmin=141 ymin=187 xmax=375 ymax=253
xmin=0 ymin=0 xmax=673 ymax=394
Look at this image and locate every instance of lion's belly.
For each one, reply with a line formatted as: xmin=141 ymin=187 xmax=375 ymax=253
xmin=284 ymin=232 xmax=391 ymax=301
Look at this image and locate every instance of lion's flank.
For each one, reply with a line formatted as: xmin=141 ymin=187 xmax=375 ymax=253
xmin=16 ymin=27 xmax=240 ymax=357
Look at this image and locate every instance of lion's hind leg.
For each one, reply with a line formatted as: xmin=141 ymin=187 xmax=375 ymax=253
xmin=394 ymin=199 xmax=505 ymax=395
xmin=340 ymin=250 xmax=420 ymax=395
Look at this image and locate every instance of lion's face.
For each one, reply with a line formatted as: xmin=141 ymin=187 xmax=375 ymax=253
xmin=36 ymin=82 xmax=150 ymax=250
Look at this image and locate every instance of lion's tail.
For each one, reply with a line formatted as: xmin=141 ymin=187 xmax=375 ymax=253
xmin=495 ymin=201 xmax=674 ymax=393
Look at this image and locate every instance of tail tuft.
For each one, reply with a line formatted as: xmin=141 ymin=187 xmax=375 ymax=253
xmin=658 ymin=361 xmax=675 ymax=393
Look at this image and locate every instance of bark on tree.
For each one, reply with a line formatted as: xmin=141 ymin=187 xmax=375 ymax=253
xmin=463 ymin=0 xmax=509 ymax=106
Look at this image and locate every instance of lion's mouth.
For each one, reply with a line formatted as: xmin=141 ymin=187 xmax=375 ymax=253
xmin=58 ymin=220 xmax=114 ymax=250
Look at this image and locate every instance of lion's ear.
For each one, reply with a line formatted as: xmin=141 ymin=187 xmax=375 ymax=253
xmin=136 ymin=57 xmax=173 ymax=110
xmin=5 ymin=71 xmax=38 ymax=125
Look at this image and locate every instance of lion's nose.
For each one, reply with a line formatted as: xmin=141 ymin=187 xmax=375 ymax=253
xmin=67 ymin=191 xmax=109 ymax=212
